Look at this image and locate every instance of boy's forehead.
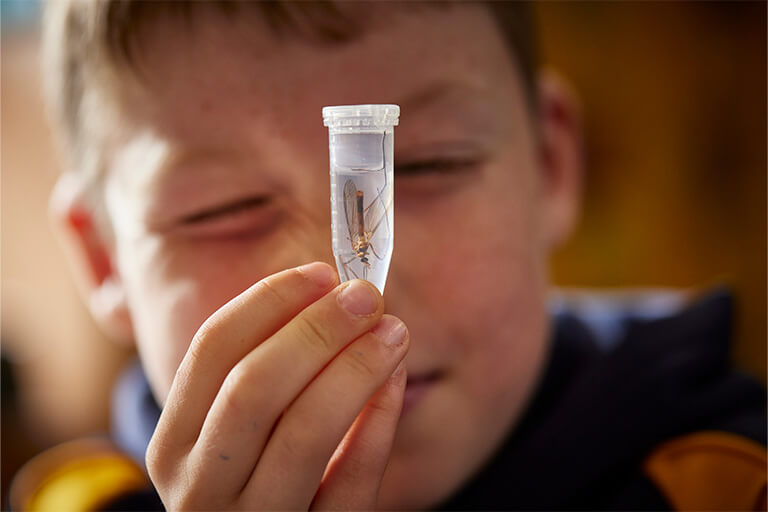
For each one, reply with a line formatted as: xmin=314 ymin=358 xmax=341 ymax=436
xmin=121 ymin=2 xmax=516 ymax=138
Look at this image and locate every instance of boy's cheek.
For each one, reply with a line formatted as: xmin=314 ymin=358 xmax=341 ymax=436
xmin=393 ymin=186 xmax=535 ymax=309
xmin=114 ymin=235 xmax=221 ymax=397
xmin=390 ymin=196 xmax=544 ymax=380
xmin=116 ymin=223 xmax=332 ymax=397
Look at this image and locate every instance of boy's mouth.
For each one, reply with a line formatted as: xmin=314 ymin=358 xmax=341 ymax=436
xmin=403 ymin=371 xmax=442 ymax=416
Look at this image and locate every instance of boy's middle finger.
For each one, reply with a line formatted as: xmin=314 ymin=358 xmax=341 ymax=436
xmin=187 ymin=279 xmax=385 ymax=500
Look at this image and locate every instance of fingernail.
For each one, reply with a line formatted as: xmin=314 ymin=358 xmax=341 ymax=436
xmin=338 ymin=280 xmax=379 ymax=316
xmin=371 ymin=315 xmax=408 ymax=347
xmin=297 ymin=262 xmax=336 ymax=288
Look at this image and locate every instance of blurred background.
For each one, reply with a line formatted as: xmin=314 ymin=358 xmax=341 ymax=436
xmin=2 ymin=0 xmax=766 ymax=505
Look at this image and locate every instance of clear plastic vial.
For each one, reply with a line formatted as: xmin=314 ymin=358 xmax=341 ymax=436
xmin=323 ymin=104 xmax=399 ymax=293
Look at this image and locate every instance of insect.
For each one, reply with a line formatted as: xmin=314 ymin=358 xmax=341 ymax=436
xmin=341 ymin=178 xmax=391 ymax=279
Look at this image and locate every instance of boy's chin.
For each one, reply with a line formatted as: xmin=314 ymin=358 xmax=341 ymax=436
xmin=379 ymin=415 xmax=466 ymax=509
xmin=377 ymin=453 xmax=461 ymax=511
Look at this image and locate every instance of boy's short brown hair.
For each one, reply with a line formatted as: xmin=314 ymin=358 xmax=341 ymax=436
xmin=42 ymin=1 xmax=537 ymax=185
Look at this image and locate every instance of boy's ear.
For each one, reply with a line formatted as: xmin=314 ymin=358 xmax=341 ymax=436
xmin=49 ymin=173 xmax=135 ymax=345
xmin=536 ymin=69 xmax=584 ymax=249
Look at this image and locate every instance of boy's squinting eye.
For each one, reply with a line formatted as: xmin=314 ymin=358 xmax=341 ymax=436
xmin=395 ymin=157 xmax=482 ymax=198
xmin=396 ymin=158 xmax=479 ymax=177
xmin=172 ymin=195 xmax=280 ymax=238
xmin=180 ymin=196 xmax=269 ymax=224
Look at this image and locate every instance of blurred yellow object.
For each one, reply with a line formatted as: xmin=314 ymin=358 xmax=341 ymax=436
xmin=9 ymin=438 xmax=150 ymax=511
xmin=644 ymin=431 xmax=767 ymax=511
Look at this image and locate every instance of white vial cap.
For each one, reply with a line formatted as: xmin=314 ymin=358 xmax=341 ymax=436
xmin=322 ymin=104 xmax=400 ymax=128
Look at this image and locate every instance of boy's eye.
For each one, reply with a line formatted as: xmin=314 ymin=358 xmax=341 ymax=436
xmin=394 ymin=155 xmax=484 ymax=199
xmin=179 ymin=196 xmax=270 ymax=225
xmin=396 ymin=158 xmax=479 ymax=177
xmin=170 ymin=195 xmax=280 ymax=239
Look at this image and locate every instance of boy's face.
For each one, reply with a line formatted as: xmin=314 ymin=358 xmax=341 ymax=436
xmin=85 ymin=4 xmax=578 ymax=509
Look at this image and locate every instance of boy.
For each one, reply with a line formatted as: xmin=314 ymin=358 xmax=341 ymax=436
xmin=13 ymin=1 xmax=765 ymax=510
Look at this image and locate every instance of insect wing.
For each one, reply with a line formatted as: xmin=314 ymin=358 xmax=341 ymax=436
xmin=343 ymin=179 xmax=361 ymax=241
xmin=364 ymin=190 xmax=391 ymax=236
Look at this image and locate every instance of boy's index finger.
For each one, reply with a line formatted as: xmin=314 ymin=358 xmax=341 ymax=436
xmin=191 ymin=262 xmax=338 ymax=363
xmin=154 ymin=262 xmax=338 ymax=451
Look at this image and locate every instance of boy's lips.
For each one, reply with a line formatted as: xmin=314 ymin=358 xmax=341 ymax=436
xmin=402 ymin=371 xmax=442 ymax=416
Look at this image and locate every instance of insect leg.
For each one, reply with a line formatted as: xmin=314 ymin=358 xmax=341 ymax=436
xmin=342 ymin=254 xmax=361 ymax=280
xmin=369 ymin=241 xmax=383 ymax=261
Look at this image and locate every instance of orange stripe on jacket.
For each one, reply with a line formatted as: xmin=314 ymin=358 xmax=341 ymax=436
xmin=644 ymin=431 xmax=767 ymax=511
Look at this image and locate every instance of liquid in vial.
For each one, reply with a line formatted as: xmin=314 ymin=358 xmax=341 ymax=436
xmin=331 ymin=165 xmax=393 ymax=292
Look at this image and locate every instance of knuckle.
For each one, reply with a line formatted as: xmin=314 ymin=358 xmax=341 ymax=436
xmin=186 ymin=274 xmax=290 ymax=363
xmin=253 ymin=275 xmax=290 ymax=306
xmin=324 ymin=438 xmax=382 ymax=492
xmin=188 ymin=318 xmax=221 ymax=362
xmin=172 ymin=458 xmax=221 ymax=510
xmin=277 ymin=426 xmax=306 ymax=459
xmin=145 ymin=444 xmax=163 ymax=481
xmin=220 ymin=363 xmax=255 ymax=416
xmin=173 ymin=353 xmax=196 ymax=388
xmin=173 ymin=480 xmax=207 ymax=511
xmin=342 ymin=449 xmax=378 ymax=483
xmin=341 ymin=346 xmax=380 ymax=378
xmin=147 ymin=441 xmax=227 ymax=510
xmin=145 ymin=437 xmax=177 ymax=489
xmin=367 ymin=393 xmax=398 ymax=415
xmin=275 ymin=419 xmax=326 ymax=465
xmin=170 ymin=487 xmax=203 ymax=511
xmin=294 ymin=315 xmax=337 ymax=354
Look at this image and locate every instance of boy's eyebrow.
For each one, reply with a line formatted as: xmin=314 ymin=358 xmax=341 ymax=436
xmin=395 ymin=81 xmax=503 ymax=143
xmin=148 ymin=145 xmax=248 ymax=189
xmin=397 ymin=82 xmax=491 ymax=115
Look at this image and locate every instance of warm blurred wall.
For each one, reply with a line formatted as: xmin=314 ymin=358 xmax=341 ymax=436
xmin=540 ymin=1 xmax=766 ymax=381
xmin=0 ymin=0 xmax=765 ymax=489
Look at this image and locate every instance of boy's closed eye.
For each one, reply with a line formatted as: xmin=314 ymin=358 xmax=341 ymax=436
xmin=180 ymin=196 xmax=271 ymax=224
xmin=396 ymin=152 xmax=486 ymax=198
xmin=397 ymin=157 xmax=480 ymax=177
xmin=170 ymin=194 xmax=282 ymax=239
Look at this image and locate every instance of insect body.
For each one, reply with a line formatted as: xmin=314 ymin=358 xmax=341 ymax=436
xmin=343 ymin=179 xmax=390 ymax=273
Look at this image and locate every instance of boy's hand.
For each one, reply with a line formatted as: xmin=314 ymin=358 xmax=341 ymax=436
xmin=145 ymin=263 xmax=409 ymax=510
